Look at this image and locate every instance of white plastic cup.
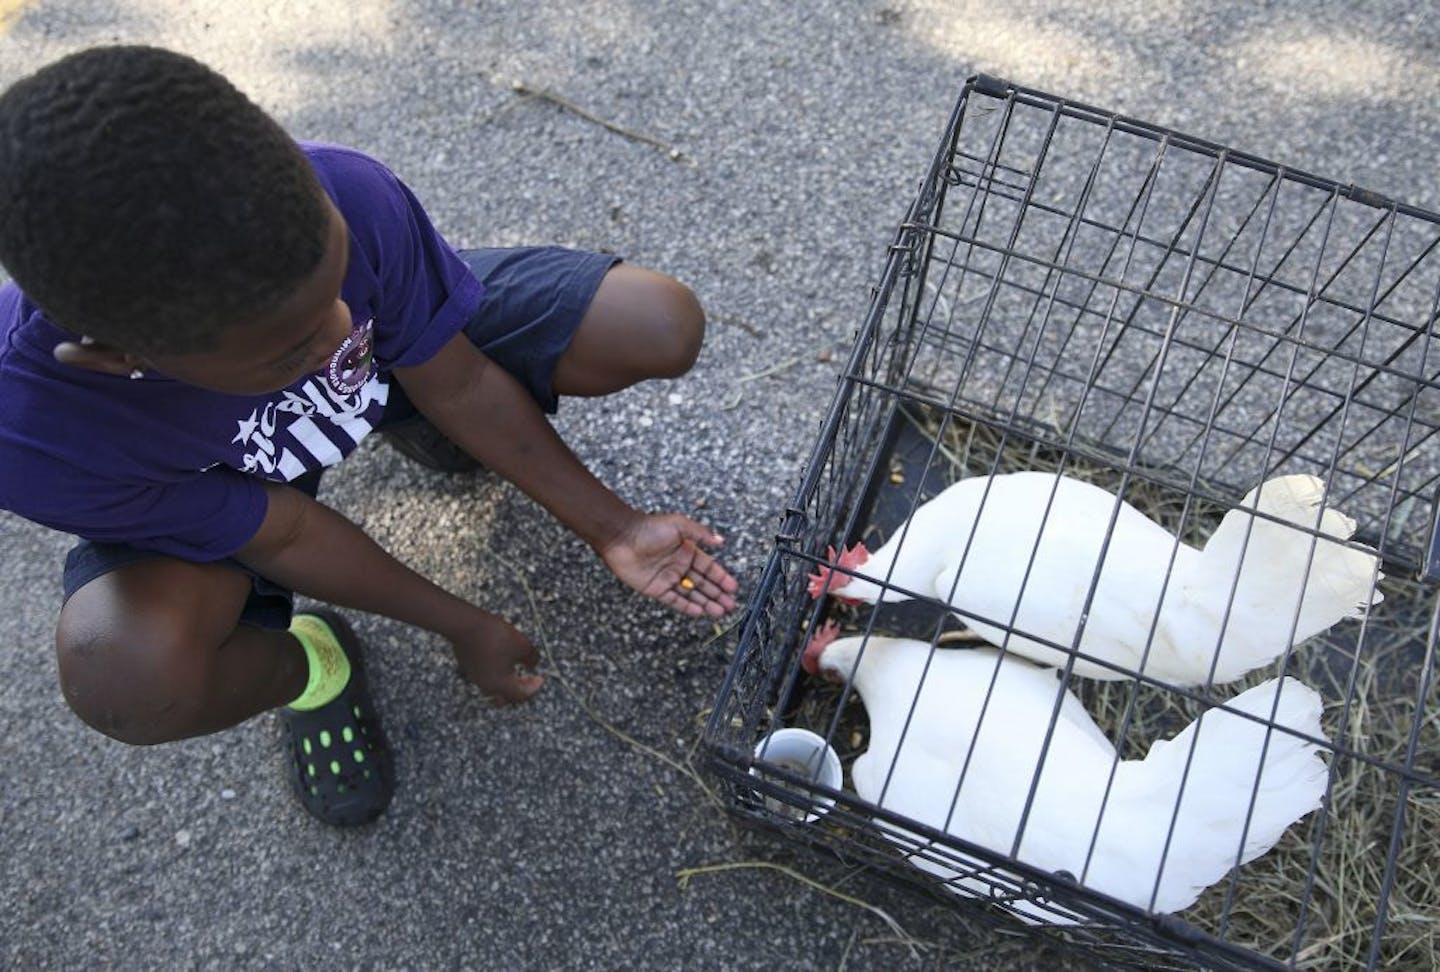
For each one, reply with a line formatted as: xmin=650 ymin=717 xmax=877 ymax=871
xmin=751 ymin=727 xmax=844 ymax=823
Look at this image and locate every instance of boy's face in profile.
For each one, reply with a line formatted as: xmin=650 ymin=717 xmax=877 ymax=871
xmin=57 ymin=200 xmax=354 ymax=397
xmin=148 ymin=201 xmax=354 ymax=395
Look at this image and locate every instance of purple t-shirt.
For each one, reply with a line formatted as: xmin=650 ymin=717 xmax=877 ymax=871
xmin=0 ymin=143 xmax=483 ymax=561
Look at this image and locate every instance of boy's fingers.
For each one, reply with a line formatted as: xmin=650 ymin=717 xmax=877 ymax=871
xmin=660 ymin=586 xmax=707 ymax=618
xmin=487 ymin=673 xmax=544 ymax=706
xmin=695 ymin=562 xmax=739 ymax=598
xmin=702 ymin=558 xmax=739 ymax=593
xmin=680 ymin=539 xmax=739 ymax=594
xmin=692 ymin=578 xmax=736 ymax=612
xmin=672 ymin=570 xmax=737 ymax=617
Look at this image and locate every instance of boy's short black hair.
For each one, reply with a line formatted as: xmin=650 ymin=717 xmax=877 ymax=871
xmin=0 ymin=45 xmax=330 ymax=355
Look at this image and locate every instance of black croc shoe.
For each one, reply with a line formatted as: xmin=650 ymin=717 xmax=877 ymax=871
xmin=380 ymin=414 xmax=481 ymax=473
xmin=279 ymin=611 xmax=394 ymax=827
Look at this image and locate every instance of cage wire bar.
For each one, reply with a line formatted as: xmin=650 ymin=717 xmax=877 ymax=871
xmin=703 ymin=75 xmax=1440 ymax=971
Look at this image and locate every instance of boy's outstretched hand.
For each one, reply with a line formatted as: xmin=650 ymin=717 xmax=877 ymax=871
xmin=450 ymin=611 xmax=545 ymax=705
xmin=600 ymin=513 xmax=739 ymax=617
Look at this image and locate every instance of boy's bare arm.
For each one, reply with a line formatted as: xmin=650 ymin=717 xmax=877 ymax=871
xmin=391 ymin=333 xmax=737 ymax=617
xmin=234 ymin=482 xmax=543 ymax=704
xmin=395 ymin=336 xmax=636 ymax=551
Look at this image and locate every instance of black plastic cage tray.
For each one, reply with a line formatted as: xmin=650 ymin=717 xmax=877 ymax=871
xmin=703 ymin=75 xmax=1440 ymax=971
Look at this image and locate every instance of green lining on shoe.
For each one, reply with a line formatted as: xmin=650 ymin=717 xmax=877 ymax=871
xmin=287 ymin=615 xmax=353 ymax=712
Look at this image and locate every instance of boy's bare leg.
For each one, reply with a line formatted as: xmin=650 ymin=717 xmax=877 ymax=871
xmin=55 ymin=558 xmax=308 ymax=745
xmin=551 ymin=264 xmax=706 ymax=396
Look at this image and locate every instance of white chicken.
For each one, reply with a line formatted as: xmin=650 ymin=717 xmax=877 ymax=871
xmin=808 ymin=472 xmax=1382 ymax=684
xmin=801 ymin=623 xmax=1330 ymax=923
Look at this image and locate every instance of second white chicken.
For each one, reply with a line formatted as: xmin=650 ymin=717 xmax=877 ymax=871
xmin=801 ymin=623 xmax=1330 ymax=923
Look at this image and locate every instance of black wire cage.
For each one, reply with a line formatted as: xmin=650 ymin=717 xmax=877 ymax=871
xmin=703 ymin=76 xmax=1440 ymax=971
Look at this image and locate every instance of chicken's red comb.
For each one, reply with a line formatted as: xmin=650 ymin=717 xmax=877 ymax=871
xmin=805 ymin=543 xmax=870 ymax=599
xmin=801 ymin=621 xmax=843 ymax=675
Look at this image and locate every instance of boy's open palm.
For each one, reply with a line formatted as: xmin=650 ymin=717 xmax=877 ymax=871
xmin=600 ymin=512 xmax=739 ymax=618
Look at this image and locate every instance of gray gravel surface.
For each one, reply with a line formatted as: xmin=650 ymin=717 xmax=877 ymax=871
xmin=2 ymin=1 xmax=1437 ymax=969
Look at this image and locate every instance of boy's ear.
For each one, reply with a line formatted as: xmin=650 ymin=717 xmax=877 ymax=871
xmin=52 ymin=337 xmax=148 ymax=377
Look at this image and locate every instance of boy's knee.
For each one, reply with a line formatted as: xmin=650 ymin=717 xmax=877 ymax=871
xmin=650 ymin=276 xmax=705 ymax=378
xmin=562 ymin=265 xmax=708 ymax=394
xmin=55 ymin=608 xmax=214 ymax=746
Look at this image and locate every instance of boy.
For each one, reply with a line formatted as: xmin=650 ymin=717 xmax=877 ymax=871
xmin=0 ymin=46 xmax=738 ymax=827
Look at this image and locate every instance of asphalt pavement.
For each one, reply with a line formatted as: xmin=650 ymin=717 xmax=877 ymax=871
xmin=3 ymin=1 xmax=1438 ymax=969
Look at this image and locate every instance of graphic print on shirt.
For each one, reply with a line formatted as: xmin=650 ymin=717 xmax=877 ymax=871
xmin=327 ymin=316 xmax=376 ymax=395
xmin=231 ymin=317 xmax=388 ymax=481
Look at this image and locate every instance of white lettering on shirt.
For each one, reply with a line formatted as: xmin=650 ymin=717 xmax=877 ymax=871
xmin=231 ymin=371 xmax=388 ymax=481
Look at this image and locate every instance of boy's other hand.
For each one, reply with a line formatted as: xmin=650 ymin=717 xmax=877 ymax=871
xmin=451 ymin=612 xmax=544 ymax=705
xmin=600 ymin=513 xmax=739 ymax=618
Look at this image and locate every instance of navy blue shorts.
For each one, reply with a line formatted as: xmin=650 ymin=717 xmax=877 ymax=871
xmin=385 ymin=246 xmax=621 ymax=419
xmin=61 ymin=245 xmax=622 ymax=631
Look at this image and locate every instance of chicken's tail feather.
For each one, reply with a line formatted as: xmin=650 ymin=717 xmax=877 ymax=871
xmin=1135 ymin=676 xmax=1328 ymax=911
xmin=1177 ymin=475 xmax=1383 ymax=681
